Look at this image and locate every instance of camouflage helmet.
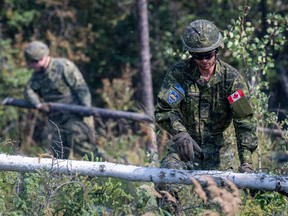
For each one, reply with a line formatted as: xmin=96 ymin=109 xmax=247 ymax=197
xmin=182 ymin=19 xmax=224 ymax=53
xmin=24 ymin=41 xmax=50 ymax=62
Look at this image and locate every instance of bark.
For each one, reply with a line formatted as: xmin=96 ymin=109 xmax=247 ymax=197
xmin=137 ymin=0 xmax=153 ymax=116
xmin=2 ymin=97 xmax=154 ymax=123
xmin=0 ymin=154 xmax=287 ymax=195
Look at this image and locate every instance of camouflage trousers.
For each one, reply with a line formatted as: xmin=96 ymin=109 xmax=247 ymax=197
xmin=156 ymin=133 xmax=226 ymax=213
xmin=41 ymin=114 xmax=100 ymax=159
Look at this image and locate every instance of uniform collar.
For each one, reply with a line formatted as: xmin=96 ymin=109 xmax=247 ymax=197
xmin=207 ymin=60 xmax=223 ymax=86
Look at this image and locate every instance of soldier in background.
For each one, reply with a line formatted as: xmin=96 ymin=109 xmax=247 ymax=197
xmin=23 ymin=41 xmax=100 ymax=160
xmin=154 ymin=20 xmax=258 ymax=212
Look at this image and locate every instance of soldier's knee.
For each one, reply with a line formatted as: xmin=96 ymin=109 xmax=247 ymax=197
xmin=160 ymin=153 xmax=188 ymax=170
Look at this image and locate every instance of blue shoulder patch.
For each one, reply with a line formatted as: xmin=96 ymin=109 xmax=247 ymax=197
xmin=175 ymin=83 xmax=185 ymax=95
xmin=168 ymin=90 xmax=180 ymax=104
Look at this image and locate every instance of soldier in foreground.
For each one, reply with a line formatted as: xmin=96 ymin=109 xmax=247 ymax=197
xmin=154 ymin=20 xmax=258 ymax=212
xmin=23 ymin=41 xmax=100 ymax=160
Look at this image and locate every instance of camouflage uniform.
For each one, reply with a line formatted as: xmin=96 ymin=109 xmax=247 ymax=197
xmin=24 ymin=41 xmax=98 ymax=159
xmin=155 ymin=58 xmax=258 ymax=171
xmin=155 ymin=18 xmax=258 ymax=214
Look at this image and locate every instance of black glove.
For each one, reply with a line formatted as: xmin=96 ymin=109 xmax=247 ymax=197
xmin=173 ymin=132 xmax=203 ymax=162
xmin=36 ymin=103 xmax=50 ymax=113
xmin=239 ymin=163 xmax=254 ymax=173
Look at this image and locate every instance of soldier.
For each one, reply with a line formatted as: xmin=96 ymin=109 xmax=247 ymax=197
xmin=24 ymin=41 xmax=100 ymax=160
xmin=155 ymin=20 xmax=258 ymax=212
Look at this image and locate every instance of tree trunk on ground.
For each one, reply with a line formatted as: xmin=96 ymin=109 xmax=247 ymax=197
xmin=0 ymin=154 xmax=287 ymax=195
xmin=2 ymin=97 xmax=154 ymax=123
xmin=137 ymin=0 xmax=158 ymax=162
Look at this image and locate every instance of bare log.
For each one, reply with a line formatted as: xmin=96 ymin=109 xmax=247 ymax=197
xmin=257 ymin=127 xmax=286 ymax=136
xmin=2 ymin=97 xmax=154 ymax=123
xmin=0 ymin=154 xmax=287 ymax=194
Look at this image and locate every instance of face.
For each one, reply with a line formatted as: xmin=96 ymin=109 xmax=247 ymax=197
xmin=192 ymin=51 xmax=216 ymax=71
xmin=27 ymin=56 xmax=47 ymax=72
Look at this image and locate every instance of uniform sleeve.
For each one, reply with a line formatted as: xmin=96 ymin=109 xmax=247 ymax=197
xmin=62 ymin=60 xmax=92 ymax=106
xmin=154 ymin=72 xmax=187 ymax=135
xmin=230 ymin=75 xmax=258 ymax=164
xmin=24 ymin=78 xmax=41 ymax=106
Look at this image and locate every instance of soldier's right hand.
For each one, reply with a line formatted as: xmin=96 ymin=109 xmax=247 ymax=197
xmin=173 ymin=132 xmax=202 ymax=162
xmin=36 ymin=103 xmax=50 ymax=113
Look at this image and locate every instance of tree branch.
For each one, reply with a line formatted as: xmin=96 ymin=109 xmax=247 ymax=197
xmin=0 ymin=154 xmax=287 ymax=195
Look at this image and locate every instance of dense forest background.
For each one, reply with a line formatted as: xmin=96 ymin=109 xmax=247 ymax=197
xmin=0 ymin=0 xmax=288 ymax=215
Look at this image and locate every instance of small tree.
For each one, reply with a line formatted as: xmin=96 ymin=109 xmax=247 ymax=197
xmin=223 ymin=4 xmax=288 ymax=172
xmin=137 ymin=0 xmax=158 ymax=162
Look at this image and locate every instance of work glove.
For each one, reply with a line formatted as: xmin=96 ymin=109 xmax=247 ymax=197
xmin=172 ymin=132 xmax=203 ymax=162
xmin=239 ymin=162 xmax=254 ymax=173
xmin=36 ymin=103 xmax=50 ymax=113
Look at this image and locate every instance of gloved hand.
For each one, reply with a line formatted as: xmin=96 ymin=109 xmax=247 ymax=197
xmin=239 ymin=163 xmax=254 ymax=173
xmin=36 ymin=103 xmax=50 ymax=113
xmin=172 ymin=132 xmax=203 ymax=162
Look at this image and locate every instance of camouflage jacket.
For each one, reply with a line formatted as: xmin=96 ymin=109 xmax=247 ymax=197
xmin=155 ymin=58 xmax=258 ymax=164
xmin=24 ymin=57 xmax=91 ymax=107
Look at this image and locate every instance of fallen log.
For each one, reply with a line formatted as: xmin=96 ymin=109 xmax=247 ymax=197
xmin=0 ymin=154 xmax=287 ymax=195
xmin=1 ymin=97 xmax=154 ymax=123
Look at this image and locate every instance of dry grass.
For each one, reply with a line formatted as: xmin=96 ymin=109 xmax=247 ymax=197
xmin=204 ymin=176 xmax=241 ymax=216
xmin=202 ymin=210 xmax=220 ymax=216
xmin=139 ymin=184 xmax=162 ymax=199
xmin=191 ymin=177 xmax=208 ymax=203
xmin=159 ymin=190 xmax=177 ymax=204
xmin=146 ymin=176 xmax=242 ymax=215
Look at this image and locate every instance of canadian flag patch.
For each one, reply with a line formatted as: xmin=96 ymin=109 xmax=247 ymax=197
xmin=228 ymin=89 xmax=244 ymax=104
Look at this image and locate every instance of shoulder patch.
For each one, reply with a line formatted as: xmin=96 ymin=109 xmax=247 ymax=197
xmin=163 ymin=83 xmax=185 ymax=106
xmin=175 ymin=83 xmax=185 ymax=95
xmin=228 ymin=89 xmax=244 ymax=104
xmin=228 ymin=89 xmax=253 ymax=117
xmin=168 ymin=89 xmax=181 ymax=104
